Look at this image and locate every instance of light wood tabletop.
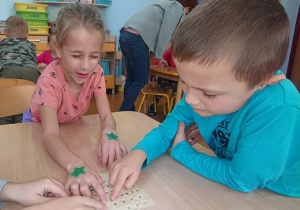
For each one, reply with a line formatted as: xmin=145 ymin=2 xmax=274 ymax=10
xmin=150 ymin=65 xmax=182 ymax=104
xmin=0 ymin=112 xmax=299 ymax=209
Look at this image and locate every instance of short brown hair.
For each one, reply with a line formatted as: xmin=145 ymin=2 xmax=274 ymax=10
xmin=172 ymin=0 xmax=290 ymax=89
xmin=55 ymin=2 xmax=105 ymax=56
xmin=5 ymin=15 xmax=28 ymax=38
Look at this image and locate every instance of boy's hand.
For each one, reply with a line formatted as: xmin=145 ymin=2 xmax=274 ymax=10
xmin=158 ymin=59 xmax=169 ymax=67
xmin=0 ymin=177 xmax=68 ymax=206
xmin=65 ymin=166 xmax=107 ymax=205
xmin=98 ymin=130 xmax=128 ymax=168
xmin=109 ymin=150 xmax=146 ymax=201
xmin=184 ymin=122 xmax=201 ymax=146
xmin=172 ymin=122 xmax=186 ymax=148
xmin=23 ymin=196 xmax=106 ymax=210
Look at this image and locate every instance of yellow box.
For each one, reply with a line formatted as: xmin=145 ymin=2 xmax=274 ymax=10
xmin=14 ymin=3 xmax=48 ymax=12
xmin=104 ymin=43 xmax=115 ymax=52
xmin=104 ymin=75 xmax=115 ymax=89
xmin=28 ymin=26 xmax=50 ymax=35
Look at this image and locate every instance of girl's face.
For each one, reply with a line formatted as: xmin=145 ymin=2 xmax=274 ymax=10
xmin=57 ymin=28 xmax=102 ymax=85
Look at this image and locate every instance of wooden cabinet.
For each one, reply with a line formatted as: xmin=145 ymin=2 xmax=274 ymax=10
xmin=104 ymin=36 xmax=116 ymax=93
xmin=28 ymin=35 xmax=49 ymax=55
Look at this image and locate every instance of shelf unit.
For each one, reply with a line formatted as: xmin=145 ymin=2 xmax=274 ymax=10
xmin=35 ymin=1 xmax=110 ymax=7
xmin=104 ymin=36 xmax=116 ymax=94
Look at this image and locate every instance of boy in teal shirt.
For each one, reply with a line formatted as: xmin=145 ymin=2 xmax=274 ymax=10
xmin=109 ymin=0 xmax=300 ymax=199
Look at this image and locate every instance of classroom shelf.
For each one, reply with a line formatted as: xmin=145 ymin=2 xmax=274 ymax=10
xmin=34 ymin=1 xmax=109 ymax=7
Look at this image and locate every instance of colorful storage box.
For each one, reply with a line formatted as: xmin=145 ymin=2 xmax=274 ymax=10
xmin=95 ymin=0 xmax=112 ymax=5
xmin=16 ymin=11 xmax=48 ymax=20
xmin=28 ymin=26 xmax=50 ymax=35
xmin=100 ymin=59 xmax=110 ymax=75
xmin=25 ymin=19 xmax=49 ymax=27
xmin=14 ymin=3 xmax=48 ymax=12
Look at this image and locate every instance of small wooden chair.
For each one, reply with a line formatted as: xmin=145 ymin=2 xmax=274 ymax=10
xmin=0 ymin=79 xmax=36 ymax=118
xmin=137 ymin=83 xmax=172 ymax=115
xmin=169 ymin=94 xmax=177 ymax=113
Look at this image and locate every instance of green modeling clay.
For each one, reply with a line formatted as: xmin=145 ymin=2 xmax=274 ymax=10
xmin=70 ymin=166 xmax=86 ymax=178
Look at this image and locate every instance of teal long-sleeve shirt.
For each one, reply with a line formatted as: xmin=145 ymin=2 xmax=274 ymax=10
xmin=132 ymin=72 xmax=300 ymax=197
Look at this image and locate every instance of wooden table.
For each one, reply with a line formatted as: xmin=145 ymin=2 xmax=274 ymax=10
xmin=150 ymin=65 xmax=182 ymax=104
xmin=0 ymin=112 xmax=299 ymax=209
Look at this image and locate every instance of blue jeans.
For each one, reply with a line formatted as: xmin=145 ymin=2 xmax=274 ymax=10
xmin=119 ymin=29 xmax=150 ymax=111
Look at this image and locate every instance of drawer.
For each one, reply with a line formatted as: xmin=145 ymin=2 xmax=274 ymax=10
xmin=104 ymin=43 xmax=115 ymax=52
xmin=28 ymin=36 xmax=49 ymax=51
xmin=104 ymin=75 xmax=114 ymax=89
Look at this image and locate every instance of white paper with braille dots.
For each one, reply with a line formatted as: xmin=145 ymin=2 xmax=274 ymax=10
xmin=91 ymin=172 xmax=156 ymax=210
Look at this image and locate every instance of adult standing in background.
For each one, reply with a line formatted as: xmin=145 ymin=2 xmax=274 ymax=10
xmin=119 ymin=0 xmax=197 ymax=111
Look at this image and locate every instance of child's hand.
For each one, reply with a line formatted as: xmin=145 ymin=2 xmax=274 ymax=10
xmin=98 ymin=130 xmax=128 ymax=168
xmin=37 ymin=63 xmax=47 ymax=71
xmin=158 ymin=58 xmax=169 ymax=67
xmin=0 ymin=177 xmax=68 ymax=206
xmin=184 ymin=122 xmax=201 ymax=146
xmin=23 ymin=196 xmax=106 ymax=210
xmin=65 ymin=166 xmax=107 ymax=205
xmin=172 ymin=122 xmax=186 ymax=148
xmin=109 ymin=150 xmax=146 ymax=201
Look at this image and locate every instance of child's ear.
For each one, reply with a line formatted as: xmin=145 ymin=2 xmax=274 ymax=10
xmin=256 ymin=74 xmax=286 ymax=91
xmin=264 ymin=74 xmax=286 ymax=86
xmin=25 ymin=33 xmax=29 ymax=39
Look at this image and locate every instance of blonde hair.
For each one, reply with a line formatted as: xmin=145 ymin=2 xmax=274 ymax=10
xmin=172 ymin=0 xmax=290 ymax=89
xmin=5 ymin=16 xmax=28 ymax=38
xmin=55 ymin=2 xmax=105 ymax=57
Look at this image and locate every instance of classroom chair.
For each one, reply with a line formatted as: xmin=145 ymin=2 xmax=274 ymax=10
xmin=137 ymin=82 xmax=172 ymax=116
xmin=0 ymin=79 xmax=36 ymax=118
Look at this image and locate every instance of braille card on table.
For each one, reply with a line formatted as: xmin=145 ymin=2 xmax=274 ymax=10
xmin=91 ymin=172 xmax=156 ymax=210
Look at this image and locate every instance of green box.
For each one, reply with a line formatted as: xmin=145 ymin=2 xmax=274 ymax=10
xmin=25 ymin=18 xmax=48 ymax=26
xmin=17 ymin=11 xmax=49 ymax=20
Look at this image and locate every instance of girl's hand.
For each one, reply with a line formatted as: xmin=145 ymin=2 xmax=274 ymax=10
xmin=65 ymin=166 xmax=107 ymax=205
xmin=98 ymin=130 xmax=128 ymax=168
xmin=23 ymin=196 xmax=106 ymax=210
xmin=109 ymin=150 xmax=146 ymax=201
xmin=0 ymin=177 xmax=67 ymax=207
xmin=158 ymin=59 xmax=169 ymax=67
xmin=172 ymin=122 xmax=186 ymax=148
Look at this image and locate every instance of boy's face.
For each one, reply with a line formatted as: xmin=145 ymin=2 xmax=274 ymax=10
xmin=175 ymin=58 xmax=259 ymax=117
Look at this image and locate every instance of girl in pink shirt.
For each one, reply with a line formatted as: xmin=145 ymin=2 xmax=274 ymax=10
xmin=36 ymin=33 xmax=59 ymax=71
xmin=25 ymin=3 xmax=127 ymax=206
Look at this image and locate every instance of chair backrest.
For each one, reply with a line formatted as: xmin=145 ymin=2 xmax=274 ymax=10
xmin=0 ymin=79 xmax=36 ymax=118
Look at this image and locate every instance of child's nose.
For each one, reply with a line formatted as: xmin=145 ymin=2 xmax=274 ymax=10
xmin=80 ymin=58 xmax=90 ymax=70
xmin=185 ymin=90 xmax=201 ymax=106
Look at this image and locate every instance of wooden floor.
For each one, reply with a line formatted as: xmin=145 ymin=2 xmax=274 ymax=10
xmin=108 ymin=90 xmax=167 ymax=123
xmin=86 ymin=90 xmax=167 ymax=123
